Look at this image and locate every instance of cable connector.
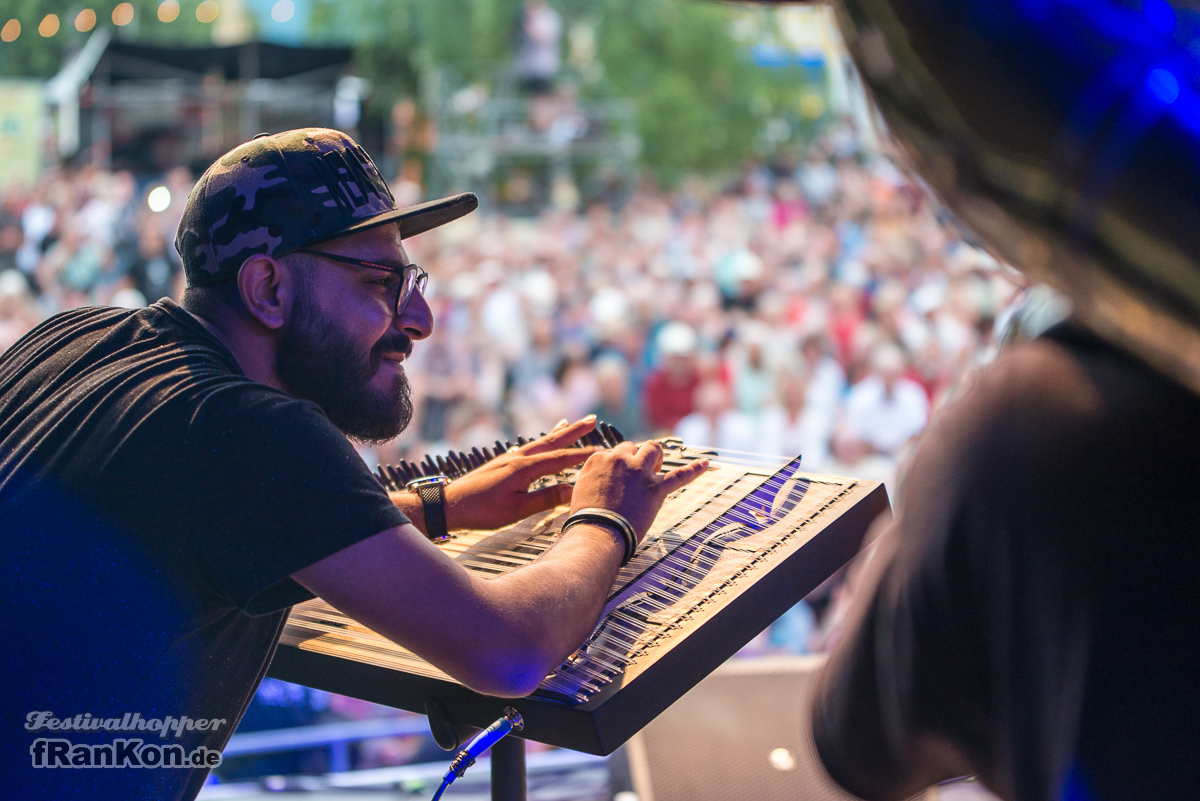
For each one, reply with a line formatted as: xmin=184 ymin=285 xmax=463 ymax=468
xmin=431 ymin=707 xmax=525 ymax=801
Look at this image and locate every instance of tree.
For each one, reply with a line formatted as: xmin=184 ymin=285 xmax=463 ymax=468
xmin=1 ymin=0 xmax=823 ymax=182
xmin=589 ymin=0 xmax=808 ymax=181
xmin=309 ymin=0 xmax=819 ymax=184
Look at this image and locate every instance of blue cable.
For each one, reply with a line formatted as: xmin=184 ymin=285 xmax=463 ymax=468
xmin=430 ymin=707 xmax=525 ymax=800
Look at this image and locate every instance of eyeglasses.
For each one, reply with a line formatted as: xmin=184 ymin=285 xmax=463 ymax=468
xmin=296 ymin=248 xmax=429 ymax=316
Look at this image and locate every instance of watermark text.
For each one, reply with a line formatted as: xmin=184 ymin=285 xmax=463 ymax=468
xmin=25 ymin=711 xmax=226 ymax=739
xmin=30 ymin=738 xmax=222 ymax=769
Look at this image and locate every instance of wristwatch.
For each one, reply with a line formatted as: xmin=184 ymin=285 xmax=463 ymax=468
xmin=407 ymin=475 xmax=451 ymax=543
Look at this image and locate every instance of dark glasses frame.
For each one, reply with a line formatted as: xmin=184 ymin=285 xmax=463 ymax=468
xmin=296 ymin=248 xmax=429 ymax=316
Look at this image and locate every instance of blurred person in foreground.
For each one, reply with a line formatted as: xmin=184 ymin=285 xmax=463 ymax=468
xmin=758 ymin=3 xmax=1200 ymax=801
xmin=0 ymin=129 xmax=707 ymax=800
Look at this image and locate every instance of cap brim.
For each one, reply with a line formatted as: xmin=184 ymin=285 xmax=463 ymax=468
xmin=305 ymin=192 xmax=479 ymax=245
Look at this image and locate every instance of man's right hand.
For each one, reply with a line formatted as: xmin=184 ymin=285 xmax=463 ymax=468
xmin=568 ymin=440 xmax=709 ymax=541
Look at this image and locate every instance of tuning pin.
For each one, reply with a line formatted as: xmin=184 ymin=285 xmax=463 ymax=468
xmin=599 ymin=422 xmax=618 ymax=446
xmin=470 ymin=447 xmax=486 ymax=467
xmin=516 ymin=435 xmax=528 ymax=446
xmin=606 ymin=424 xmax=623 ymax=447
xmin=494 ymin=440 xmax=506 ymax=456
xmin=382 ymin=465 xmax=400 ymax=490
xmin=593 ymin=424 xmax=611 ymax=447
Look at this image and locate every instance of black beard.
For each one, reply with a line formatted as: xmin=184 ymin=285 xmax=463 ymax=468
xmin=276 ymin=292 xmax=414 ymax=445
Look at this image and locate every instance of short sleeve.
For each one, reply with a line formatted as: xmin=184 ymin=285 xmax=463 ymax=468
xmin=181 ymin=382 xmax=408 ymax=615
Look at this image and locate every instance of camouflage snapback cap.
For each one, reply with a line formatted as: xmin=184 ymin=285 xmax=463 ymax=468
xmin=175 ymin=128 xmax=478 ymax=286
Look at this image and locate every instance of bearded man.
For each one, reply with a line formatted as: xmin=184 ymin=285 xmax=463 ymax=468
xmin=0 ymin=129 xmax=705 ymax=800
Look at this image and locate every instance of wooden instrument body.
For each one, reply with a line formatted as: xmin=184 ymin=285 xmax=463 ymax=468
xmin=268 ymin=460 xmax=887 ymax=756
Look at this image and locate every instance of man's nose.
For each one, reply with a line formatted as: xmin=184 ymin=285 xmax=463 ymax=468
xmin=396 ymin=286 xmax=433 ymax=340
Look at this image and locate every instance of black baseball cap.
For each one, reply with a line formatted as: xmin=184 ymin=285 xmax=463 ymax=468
xmin=176 ymin=128 xmax=478 ymax=287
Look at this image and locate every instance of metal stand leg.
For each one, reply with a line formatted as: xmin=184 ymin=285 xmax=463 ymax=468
xmin=490 ymin=735 xmax=526 ymax=801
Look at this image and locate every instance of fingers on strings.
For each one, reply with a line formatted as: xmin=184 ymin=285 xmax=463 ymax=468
xmin=660 ymin=458 xmax=709 ymax=494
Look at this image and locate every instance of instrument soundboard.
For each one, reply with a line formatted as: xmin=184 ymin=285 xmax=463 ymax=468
xmin=268 ymin=442 xmax=887 ymax=755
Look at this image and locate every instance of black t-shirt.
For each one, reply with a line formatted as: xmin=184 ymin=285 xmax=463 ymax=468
xmin=812 ymin=323 xmax=1200 ymax=801
xmin=0 ymin=300 xmax=408 ymax=799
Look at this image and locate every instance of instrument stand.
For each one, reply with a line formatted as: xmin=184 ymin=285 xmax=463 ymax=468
xmin=490 ymin=736 xmax=526 ymax=801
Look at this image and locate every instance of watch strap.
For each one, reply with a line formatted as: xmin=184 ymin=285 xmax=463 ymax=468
xmin=408 ymin=476 xmax=451 ymax=543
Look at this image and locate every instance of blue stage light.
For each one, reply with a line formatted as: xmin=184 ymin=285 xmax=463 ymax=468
xmin=1143 ymin=0 xmax=1176 ymax=35
xmin=1148 ymin=67 xmax=1180 ymax=103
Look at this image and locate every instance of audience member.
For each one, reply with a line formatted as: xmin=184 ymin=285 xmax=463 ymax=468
xmin=675 ymin=380 xmax=757 ymax=453
xmin=835 ymin=342 xmax=930 ymax=463
xmin=642 ymin=321 xmax=702 ymax=434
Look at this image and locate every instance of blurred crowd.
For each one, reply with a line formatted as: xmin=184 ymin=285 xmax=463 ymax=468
xmin=0 ymin=163 xmax=193 ymax=347
xmin=395 ymin=145 xmax=1022 ymax=494
xmin=0 ymin=131 xmax=1024 ymax=496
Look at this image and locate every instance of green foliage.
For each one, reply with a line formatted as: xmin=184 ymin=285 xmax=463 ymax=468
xmin=308 ymin=0 xmax=527 ymax=98
xmin=588 ymin=0 xmax=807 ymax=182
xmin=309 ymin=0 xmax=817 ymax=183
xmin=1 ymin=0 xmax=823 ymax=182
xmin=0 ymin=1 xmax=224 ymax=78
xmin=0 ymin=0 xmax=73 ymax=77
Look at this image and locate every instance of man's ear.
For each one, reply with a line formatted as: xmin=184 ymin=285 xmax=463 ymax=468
xmin=238 ymin=255 xmax=291 ymax=331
